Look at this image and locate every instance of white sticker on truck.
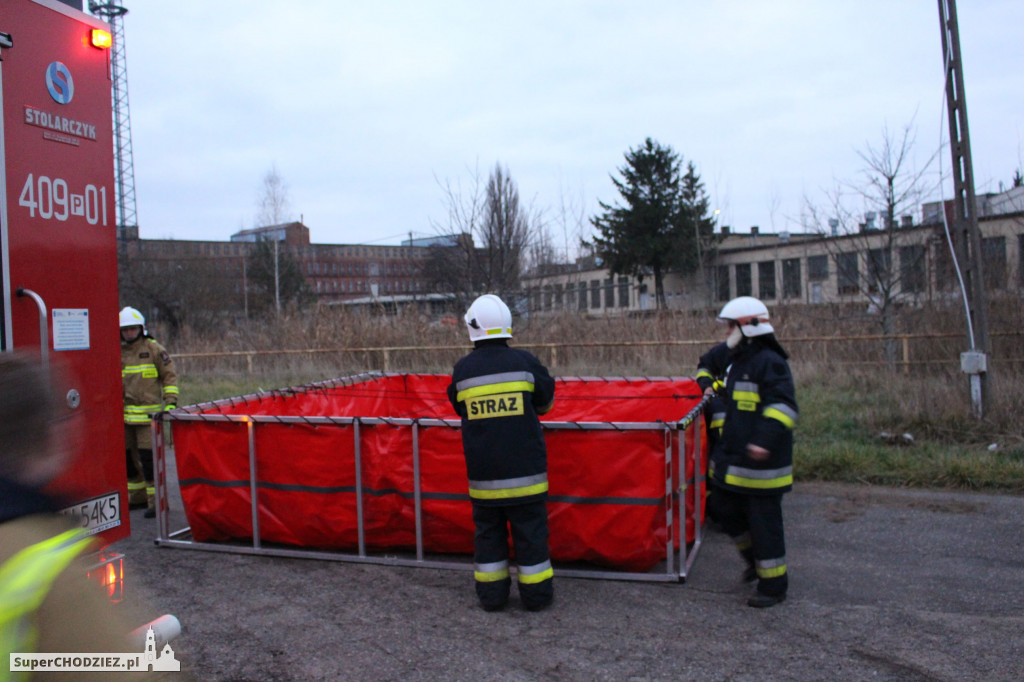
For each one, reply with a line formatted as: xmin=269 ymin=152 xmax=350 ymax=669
xmin=59 ymin=492 xmax=121 ymax=535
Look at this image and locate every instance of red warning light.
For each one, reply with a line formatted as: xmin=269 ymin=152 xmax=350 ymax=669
xmin=86 ymin=553 xmax=125 ymax=603
xmin=90 ymin=29 xmax=112 ymax=49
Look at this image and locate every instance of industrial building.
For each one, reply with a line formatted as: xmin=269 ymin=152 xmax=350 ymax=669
xmin=522 ymin=186 xmax=1024 ymax=315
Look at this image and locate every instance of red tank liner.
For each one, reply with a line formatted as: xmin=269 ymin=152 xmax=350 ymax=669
xmin=173 ymin=374 xmax=706 ymax=572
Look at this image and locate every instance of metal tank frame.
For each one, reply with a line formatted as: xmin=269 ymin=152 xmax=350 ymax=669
xmin=152 ymin=372 xmax=708 ymax=583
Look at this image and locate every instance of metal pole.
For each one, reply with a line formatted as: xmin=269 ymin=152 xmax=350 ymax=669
xmin=153 ymin=415 xmax=168 ymax=541
xmin=685 ymin=413 xmax=705 ymax=578
xmin=274 ymin=239 xmax=281 ymax=315
xmin=247 ymin=418 xmax=261 ymax=549
xmin=242 ymin=257 xmax=249 ymax=319
xmin=939 ymin=0 xmax=991 ymax=418
xmin=413 ymin=422 xmax=423 ymax=561
xmin=354 ymin=420 xmax=365 ymax=556
xmin=88 ymin=2 xmax=137 ymax=239
xmin=664 ymin=426 xmax=674 ymax=577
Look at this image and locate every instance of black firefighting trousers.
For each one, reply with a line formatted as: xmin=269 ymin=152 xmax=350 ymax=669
xmin=124 ymin=426 xmax=154 ymax=508
xmin=472 ymin=501 xmax=553 ymax=610
xmin=708 ymin=483 xmax=788 ymax=597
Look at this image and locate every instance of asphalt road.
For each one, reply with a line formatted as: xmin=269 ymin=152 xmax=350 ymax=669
xmin=115 ymin=457 xmax=1024 ymax=681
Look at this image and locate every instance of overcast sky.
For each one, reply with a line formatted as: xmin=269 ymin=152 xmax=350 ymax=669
xmin=119 ymin=1 xmax=1023 ymax=257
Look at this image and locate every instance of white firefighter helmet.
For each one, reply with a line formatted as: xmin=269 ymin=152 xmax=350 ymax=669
xmin=118 ymin=306 xmax=145 ymax=330
xmin=718 ymin=296 xmax=774 ymax=337
xmin=464 ymin=294 xmax=512 ymax=342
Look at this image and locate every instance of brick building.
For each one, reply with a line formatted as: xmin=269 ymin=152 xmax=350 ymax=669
xmin=120 ymin=222 xmax=435 ymax=306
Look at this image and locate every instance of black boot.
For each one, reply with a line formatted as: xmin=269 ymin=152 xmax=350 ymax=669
xmin=747 ymin=592 xmax=786 ymax=608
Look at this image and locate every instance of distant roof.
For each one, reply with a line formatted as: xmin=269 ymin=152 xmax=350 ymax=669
xmin=325 ymin=293 xmax=456 ymax=307
xmin=401 ymin=234 xmax=462 ymax=247
xmin=230 ymin=222 xmax=308 ymax=242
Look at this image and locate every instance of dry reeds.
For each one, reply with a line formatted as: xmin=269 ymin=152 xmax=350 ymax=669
xmin=159 ymin=299 xmax=1024 ymax=442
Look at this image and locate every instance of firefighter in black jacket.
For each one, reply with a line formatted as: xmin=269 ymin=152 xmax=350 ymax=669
xmin=447 ymin=294 xmax=556 ymax=612
xmin=696 ymin=296 xmax=798 ymax=608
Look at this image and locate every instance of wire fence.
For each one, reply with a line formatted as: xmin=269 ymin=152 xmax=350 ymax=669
xmin=171 ymin=332 xmax=1024 ymax=379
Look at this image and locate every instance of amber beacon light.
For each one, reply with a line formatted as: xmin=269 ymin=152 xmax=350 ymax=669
xmin=90 ymin=29 xmax=112 ymax=49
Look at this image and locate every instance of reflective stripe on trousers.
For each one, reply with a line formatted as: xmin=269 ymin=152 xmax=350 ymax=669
xmin=756 ymin=556 xmax=787 ymax=579
xmin=474 ymin=560 xmax=510 ymax=583
xmin=724 ymin=464 xmax=793 ymax=490
xmin=468 ymin=472 xmax=548 ymax=501
xmin=124 ymin=403 xmax=161 ymax=424
xmin=517 ymin=559 xmax=553 ymax=585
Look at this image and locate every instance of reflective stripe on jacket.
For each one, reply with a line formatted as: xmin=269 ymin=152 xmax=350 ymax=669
xmin=0 ymin=528 xmax=91 ymax=656
xmin=448 ymin=342 xmax=556 ymax=507
xmin=698 ymin=339 xmax=798 ymax=495
xmin=122 ymin=336 xmax=178 ymax=423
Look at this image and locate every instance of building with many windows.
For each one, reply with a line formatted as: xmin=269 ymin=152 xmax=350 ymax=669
xmin=122 ymin=188 xmax=1024 ymax=322
xmin=121 ymin=222 xmax=434 ymax=305
xmin=523 ymin=187 xmax=1024 ymax=315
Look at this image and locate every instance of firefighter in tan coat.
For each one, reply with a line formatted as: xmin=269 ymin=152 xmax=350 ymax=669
xmin=120 ymin=307 xmax=178 ymax=518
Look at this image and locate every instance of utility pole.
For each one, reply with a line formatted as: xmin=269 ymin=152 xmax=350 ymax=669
xmin=242 ymin=257 xmax=249 ymax=319
xmin=938 ymin=0 xmax=991 ymax=418
xmin=274 ymin=239 xmax=281 ymax=316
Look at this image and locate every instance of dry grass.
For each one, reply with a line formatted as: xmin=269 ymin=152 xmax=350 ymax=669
xmin=158 ymin=301 xmax=1024 ymax=492
xmin=160 ymin=302 xmax=1024 ymax=422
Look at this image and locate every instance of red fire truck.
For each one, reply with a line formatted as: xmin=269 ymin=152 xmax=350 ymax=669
xmin=1 ymin=0 xmax=127 ymax=596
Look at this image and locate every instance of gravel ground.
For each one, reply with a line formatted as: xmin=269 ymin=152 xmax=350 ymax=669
xmin=115 ymin=455 xmax=1024 ymax=681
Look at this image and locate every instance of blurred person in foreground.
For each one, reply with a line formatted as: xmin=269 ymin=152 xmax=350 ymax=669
xmin=0 ymin=353 xmax=165 ymax=674
xmin=447 ymin=294 xmax=556 ymax=612
xmin=695 ymin=296 xmax=799 ymax=608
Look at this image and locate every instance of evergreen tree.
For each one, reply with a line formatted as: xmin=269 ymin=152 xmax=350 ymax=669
xmin=590 ymin=138 xmax=712 ymax=309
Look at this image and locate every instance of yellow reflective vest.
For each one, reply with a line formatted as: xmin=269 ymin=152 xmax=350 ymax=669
xmin=0 ymin=524 xmax=92 ymax=659
xmin=0 ymin=515 xmax=139 ymax=666
xmin=122 ymin=336 xmax=178 ymax=425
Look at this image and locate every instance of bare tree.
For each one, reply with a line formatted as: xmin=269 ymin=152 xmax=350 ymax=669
xmin=522 ymin=182 xmax=587 ymax=315
xmin=426 ymin=162 xmax=537 ymax=309
xmin=253 ymin=164 xmax=296 ymax=315
xmin=246 ymin=239 xmax=313 ymax=315
xmin=803 ymin=122 xmax=938 ymax=364
xmin=255 ymin=163 xmax=293 ymax=227
xmin=425 ymin=166 xmax=486 ymax=310
xmin=119 ymin=251 xmax=241 ymax=335
xmin=526 ymin=220 xmax=558 ymax=277
xmin=554 ymin=180 xmax=588 ymax=266
xmin=481 ymin=163 xmax=532 ymax=298
xmin=768 ymin=184 xmax=782 ymax=232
